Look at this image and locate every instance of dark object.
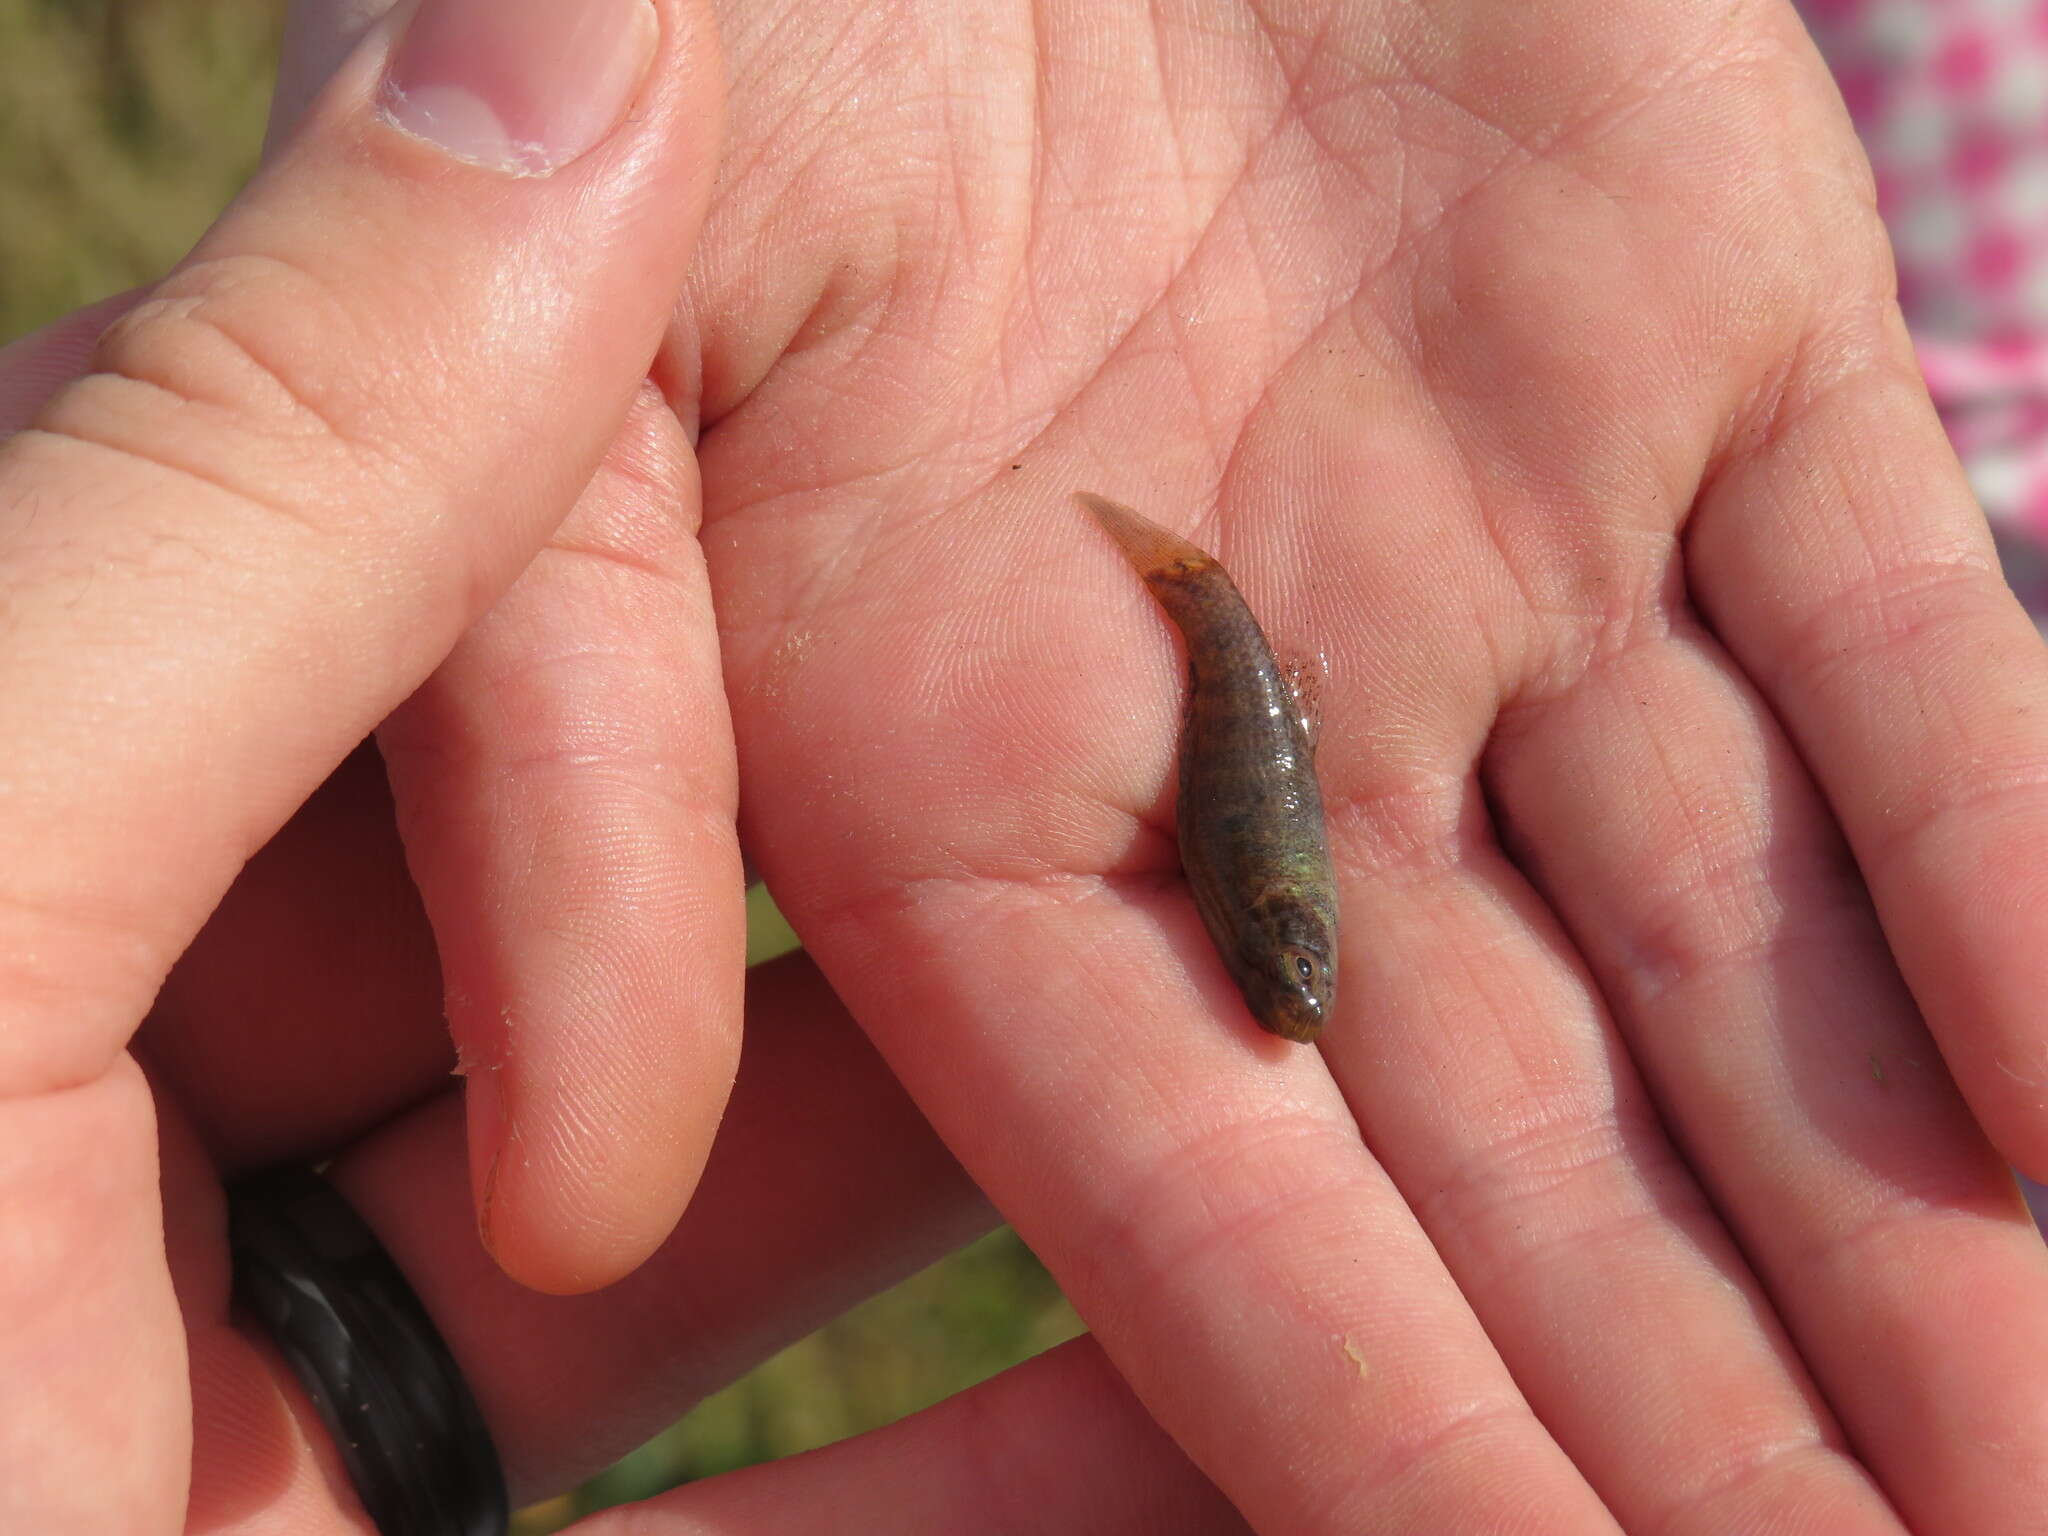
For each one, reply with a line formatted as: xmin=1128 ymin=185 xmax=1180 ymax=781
xmin=229 ymin=1168 xmax=509 ymax=1536
xmin=1078 ymin=491 xmax=1340 ymax=1042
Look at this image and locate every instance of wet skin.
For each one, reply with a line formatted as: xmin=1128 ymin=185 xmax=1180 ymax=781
xmin=1078 ymin=493 xmax=1339 ymax=1043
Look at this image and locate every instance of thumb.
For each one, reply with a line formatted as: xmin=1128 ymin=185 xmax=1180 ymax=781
xmin=0 ymin=2 xmax=720 ymax=1527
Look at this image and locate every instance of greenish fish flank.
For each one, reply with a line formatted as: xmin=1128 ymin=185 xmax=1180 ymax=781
xmin=1077 ymin=492 xmax=1339 ymax=1043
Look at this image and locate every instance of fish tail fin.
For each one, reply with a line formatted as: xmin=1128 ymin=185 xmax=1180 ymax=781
xmin=1074 ymin=491 xmax=1214 ymax=578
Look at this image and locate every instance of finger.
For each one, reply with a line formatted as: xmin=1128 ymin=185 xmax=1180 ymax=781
xmin=1487 ymin=617 xmax=2048 ymax=1530
xmin=0 ymin=1055 xmax=180 ymax=1525
xmin=0 ymin=0 xmax=718 ymax=1092
xmin=1168 ymin=334 xmax=1911 ymax=1530
xmin=181 ymin=954 xmax=995 ymax=1525
xmin=0 ymin=290 xmax=143 ymax=436
xmin=344 ymin=957 xmax=987 ymax=1496
xmin=378 ymin=387 xmax=744 ymax=1293
xmin=0 ymin=7 xmax=721 ymax=1525
xmin=152 ymin=1052 xmax=339 ymax=1536
xmin=1686 ymin=339 xmax=2048 ymax=1181
xmin=773 ymin=890 xmax=1622 ymax=1530
xmin=143 ymin=740 xmax=449 ymax=1171
xmin=575 ymin=1338 xmax=1249 ymax=1536
xmin=1312 ymin=815 xmax=1906 ymax=1531
xmin=269 ymin=0 xmax=743 ymax=1291
xmin=1197 ymin=386 xmax=1897 ymax=1528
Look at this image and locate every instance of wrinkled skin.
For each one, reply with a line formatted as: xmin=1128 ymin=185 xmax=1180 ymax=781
xmin=7 ymin=0 xmax=2048 ymax=1532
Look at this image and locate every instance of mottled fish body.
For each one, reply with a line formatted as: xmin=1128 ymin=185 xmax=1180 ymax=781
xmin=1078 ymin=492 xmax=1339 ymax=1042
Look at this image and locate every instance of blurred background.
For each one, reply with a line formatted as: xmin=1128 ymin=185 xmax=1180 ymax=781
xmin=0 ymin=3 xmax=1079 ymax=1529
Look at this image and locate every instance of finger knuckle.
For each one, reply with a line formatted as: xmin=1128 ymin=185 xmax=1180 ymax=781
xmin=94 ymin=255 xmax=358 ymax=442
xmin=42 ymin=254 xmax=416 ymax=548
xmin=0 ymin=883 xmax=158 ymax=1099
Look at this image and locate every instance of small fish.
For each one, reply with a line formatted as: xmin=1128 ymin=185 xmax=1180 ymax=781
xmin=1078 ymin=492 xmax=1339 ymax=1042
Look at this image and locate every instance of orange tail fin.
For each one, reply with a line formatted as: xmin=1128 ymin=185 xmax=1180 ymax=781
xmin=1074 ymin=491 xmax=1213 ymax=576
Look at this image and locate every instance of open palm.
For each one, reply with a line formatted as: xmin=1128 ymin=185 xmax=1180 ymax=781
xmin=669 ymin=1 xmax=2048 ymax=1529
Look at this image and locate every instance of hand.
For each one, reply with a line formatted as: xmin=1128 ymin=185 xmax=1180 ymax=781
xmin=6 ymin=8 xmax=1252 ymax=1528
xmin=0 ymin=1 xmax=765 ymax=1525
xmin=630 ymin=1 xmax=2042 ymax=1531
xmin=26 ymin=1 xmax=2047 ymax=1531
xmin=1 ymin=2 xmax=1259 ymax=1528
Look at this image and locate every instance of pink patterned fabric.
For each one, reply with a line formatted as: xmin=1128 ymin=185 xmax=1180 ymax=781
xmin=1804 ymin=3 xmax=2048 ymax=1223
xmin=1799 ymin=0 xmax=2048 ymax=596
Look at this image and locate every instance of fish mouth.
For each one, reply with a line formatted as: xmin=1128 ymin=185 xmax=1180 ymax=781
xmin=1254 ymin=994 xmax=1326 ymax=1044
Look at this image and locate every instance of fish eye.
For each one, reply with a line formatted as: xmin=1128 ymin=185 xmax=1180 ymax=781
xmin=1281 ymin=950 xmax=1318 ymax=987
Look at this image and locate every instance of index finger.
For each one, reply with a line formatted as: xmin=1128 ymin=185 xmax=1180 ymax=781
xmin=1686 ymin=342 xmax=2048 ymax=1177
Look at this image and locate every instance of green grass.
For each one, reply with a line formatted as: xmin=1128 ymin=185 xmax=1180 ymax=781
xmin=0 ymin=0 xmax=279 ymax=342
xmin=520 ymin=1226 xmax=1081 ymax=1532
xmin=3 ymin=6 xmax=1080 ymax=1521
xmin=745 ymin=880 xmax=801 ymax=965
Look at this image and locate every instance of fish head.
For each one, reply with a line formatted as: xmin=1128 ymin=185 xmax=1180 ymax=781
xmin=1239 ymin=897 xmax=1337 ymax=1043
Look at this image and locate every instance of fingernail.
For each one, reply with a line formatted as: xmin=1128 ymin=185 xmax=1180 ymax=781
xmin=381 ymin=0 xmax=659 ymax=176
